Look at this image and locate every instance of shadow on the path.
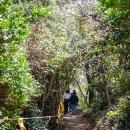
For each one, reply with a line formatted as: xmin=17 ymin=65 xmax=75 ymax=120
xmin=59 ymin=109 xmax=95 ymax=130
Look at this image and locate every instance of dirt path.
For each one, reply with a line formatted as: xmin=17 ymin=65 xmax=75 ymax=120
xmin=59 ymin=109 xmax=95 ymax=130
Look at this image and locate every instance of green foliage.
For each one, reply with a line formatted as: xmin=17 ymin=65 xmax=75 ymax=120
xmin=0 ymin=123 xmax=15 ymax=130
xmin=0 ymin=0 xmax=129 ymax=129
xmin=87 ymin=0 xmax=130 ymax=129
xmin=0 ymin=0 xmax=51 ymax=128
xmin=23 ymin=102 xmax=48 ymax=130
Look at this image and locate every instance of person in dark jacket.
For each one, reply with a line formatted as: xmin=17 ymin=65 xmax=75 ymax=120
xmin=69 ymin=90 xmax=79 ymax=114
xmin=63 ymin=90 xmax=71 ymax=115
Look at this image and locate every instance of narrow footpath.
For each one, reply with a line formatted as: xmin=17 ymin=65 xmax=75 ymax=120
xmin=59 ymin=109 xmax=95 ymax=130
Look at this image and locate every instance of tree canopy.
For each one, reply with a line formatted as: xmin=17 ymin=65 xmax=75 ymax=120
xmin=0 ymin=0 xmax=130 ymax=130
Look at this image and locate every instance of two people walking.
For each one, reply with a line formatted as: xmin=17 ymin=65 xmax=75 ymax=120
xmin=63 ymin=90 xmax=79 ymax=115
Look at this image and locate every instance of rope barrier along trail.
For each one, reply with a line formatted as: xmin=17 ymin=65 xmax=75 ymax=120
xmin=2 ymin=115 xmax=58 ymax=121
xmin=18 ymin=115 xmax=58 ymax=130
xmin=0 ymin=115 xmax=58 ymax=130
xmin=0 ymin=101 xmax=64 ymax=130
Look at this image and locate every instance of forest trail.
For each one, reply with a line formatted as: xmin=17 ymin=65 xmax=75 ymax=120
xmin=59 ymin=108 xmax=95 ymax=130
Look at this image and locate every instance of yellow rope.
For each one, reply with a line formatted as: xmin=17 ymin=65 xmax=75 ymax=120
xmin=2 ymin=102 xmax=64 ymax=129
xmin=18 ymin=118 xmax=26 ymax=130
xmin=56 ymin=101 xmax=64 ymax=124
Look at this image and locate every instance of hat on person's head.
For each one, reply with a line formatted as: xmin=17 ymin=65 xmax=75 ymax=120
xmin=73 ymin=90 xmax=76 ymax=94
xmin=66 ymin=90 xmax=70 ymax=93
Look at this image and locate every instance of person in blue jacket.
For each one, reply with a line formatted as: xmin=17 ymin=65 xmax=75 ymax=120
xmin=69 ymin=90 xmax=79 ymax=114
